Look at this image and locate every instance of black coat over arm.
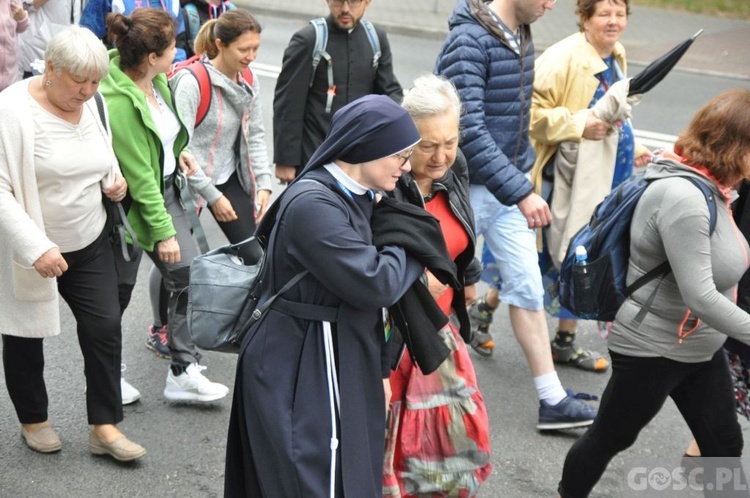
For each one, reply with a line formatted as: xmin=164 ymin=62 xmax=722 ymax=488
xmin=225 ymin=170 xmax=422 ymax=498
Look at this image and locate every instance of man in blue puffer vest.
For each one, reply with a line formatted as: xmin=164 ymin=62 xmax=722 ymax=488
xmin=435 ymin=0 xmax=598 ymax=431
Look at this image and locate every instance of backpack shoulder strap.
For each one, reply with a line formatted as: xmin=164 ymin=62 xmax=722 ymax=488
xmin=684 ymin=176 xmax=718 ymax=235
xmin=309 ymin=17 xmax=329 ymax=82
xmin=185 ymin=60 xmax=212 ymax=127
xmin=624 ymin=175 xmax=718 ymax=297
xmin=239 ymin=67 xmax=253 ymax=88
xmin=309 ymin=17 xmax=336 ymax=113
xmin=183 ymin=4 xmax=200 ymax=49
xmin=94 ymin=92 xmax=140 ymax=261
xmin=93 ymin=92 xmax=107 ymax=132
xmin=360 ymin=19 xmax=381 ymax=69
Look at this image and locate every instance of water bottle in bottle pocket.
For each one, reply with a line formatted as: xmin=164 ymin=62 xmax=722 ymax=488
xmin=572 ymin=245 xmax=598 ymax=319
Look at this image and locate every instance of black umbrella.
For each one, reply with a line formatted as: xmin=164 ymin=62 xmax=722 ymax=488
xmin=628 ymin=29 xmax=703 ymax=96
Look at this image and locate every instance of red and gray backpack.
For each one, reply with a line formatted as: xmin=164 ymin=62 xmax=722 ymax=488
xmin=168 ymin=55 xmax=253 ymax=127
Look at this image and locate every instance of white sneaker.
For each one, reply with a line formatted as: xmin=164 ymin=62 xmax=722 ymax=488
xmin=121 ymin=363 xmax=141 ymax=405
xmin=163 ymin=363 xmax=229 ymax=402
xmin=121 ymin=378 xmax=141 ymax=405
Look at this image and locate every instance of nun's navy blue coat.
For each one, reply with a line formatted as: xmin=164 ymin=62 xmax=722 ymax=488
xmin=225 ymin=168 xmax=423 ymax=497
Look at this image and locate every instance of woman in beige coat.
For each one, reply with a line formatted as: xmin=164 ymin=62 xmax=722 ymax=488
xmin=530 ymin=0 xmax=651 ymax=371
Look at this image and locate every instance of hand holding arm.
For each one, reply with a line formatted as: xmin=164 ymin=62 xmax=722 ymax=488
xmin=103 ymin=173 xmax=127 ymax=202
xmin=178 ymin=150 xmax=199 ymax=177
xmin=33 ymin=247 xmax=68 ymax=278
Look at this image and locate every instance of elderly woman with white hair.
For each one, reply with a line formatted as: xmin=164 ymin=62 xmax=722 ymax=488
xmin=383 ymin=74 xmax=491 ymax=498
xmin=0 ymin=26 xmax=145 ymax=461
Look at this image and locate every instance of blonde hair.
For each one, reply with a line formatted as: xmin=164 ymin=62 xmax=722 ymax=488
xmin=45 ymin=25 xmax=109 ymax=79
xmin=402 ymin=74 xmax=462 ymax=121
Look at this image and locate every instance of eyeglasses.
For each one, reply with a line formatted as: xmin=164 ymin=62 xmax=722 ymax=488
xmin=329 ymin=0 xmax=363 ymax=7
xmin=394 ymin=148 xmax=414 ymax=167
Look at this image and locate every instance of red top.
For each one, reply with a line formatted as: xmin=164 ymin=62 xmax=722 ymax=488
xmin=424 ymin=190 xmax=469 ymax=315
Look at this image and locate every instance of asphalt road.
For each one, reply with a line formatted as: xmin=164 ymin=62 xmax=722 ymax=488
xmin=1 ymin=13 xmax=749 ymax=498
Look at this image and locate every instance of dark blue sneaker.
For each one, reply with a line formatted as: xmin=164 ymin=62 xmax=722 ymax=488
xmin=537 ymin=389 xmax=598 ymax=430
xmin=146 ymin=325 xmax=171 ymax=359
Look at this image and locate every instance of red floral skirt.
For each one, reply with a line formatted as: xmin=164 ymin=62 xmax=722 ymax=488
xmin=383 ymin=323 xmax=491 ymax=497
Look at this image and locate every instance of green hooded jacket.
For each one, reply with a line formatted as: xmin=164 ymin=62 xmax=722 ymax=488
xmin=99 ymin=49 xmax=190 ymax=251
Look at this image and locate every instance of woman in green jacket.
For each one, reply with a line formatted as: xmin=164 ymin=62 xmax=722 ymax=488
xmin=100 ymin=8 xmax=228 ymax=403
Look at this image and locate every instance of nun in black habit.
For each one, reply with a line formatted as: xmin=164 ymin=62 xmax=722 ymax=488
xmin=225 ymin=95 xmax=426 ymax=498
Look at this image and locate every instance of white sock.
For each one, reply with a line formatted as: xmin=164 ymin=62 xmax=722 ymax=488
xmin=534 ymin=371 xmax=567 ymax=405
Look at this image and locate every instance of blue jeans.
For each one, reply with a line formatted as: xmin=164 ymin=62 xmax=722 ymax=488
xmin=470 ymin=184 xmax=544 ymax=311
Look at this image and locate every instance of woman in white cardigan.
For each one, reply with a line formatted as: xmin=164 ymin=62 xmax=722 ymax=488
xmin=0 ymin=26 xmax=144 ymax=462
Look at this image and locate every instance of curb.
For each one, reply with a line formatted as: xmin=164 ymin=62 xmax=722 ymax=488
xmin=250 ymin=6 xmax=750 ymax=81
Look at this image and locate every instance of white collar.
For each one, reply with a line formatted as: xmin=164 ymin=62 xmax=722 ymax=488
xmin=323 ymin=162 xmax=369 ymax=195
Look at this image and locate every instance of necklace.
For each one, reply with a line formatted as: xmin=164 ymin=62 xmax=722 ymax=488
xmin=147 ymin=83 xmax=167 ymax=113
xmin=138 ymin=81 xmax=156 ymax=99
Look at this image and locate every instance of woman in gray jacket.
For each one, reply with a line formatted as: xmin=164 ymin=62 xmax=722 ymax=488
xmin=558 ymin=89 xmax=750 ymax=497
xmin=141 ymin=10 xmax=272 ymax=356
xmin=170 ymin=9 xmax=272 ymax=246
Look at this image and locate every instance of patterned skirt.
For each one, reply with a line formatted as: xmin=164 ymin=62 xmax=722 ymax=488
xmin=383 ymin=323 xmax=492 ymax=497
xmin=727 ymin=350 xmax=750 ymax=420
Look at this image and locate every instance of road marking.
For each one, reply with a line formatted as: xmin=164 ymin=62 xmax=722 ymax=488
xmin=250 ymin=62 xmax=677 ymax=149
xmin=252 ymin=62 xmax=281 ymax=79
xmin=635 ymin=129 xmax=677 ymax=150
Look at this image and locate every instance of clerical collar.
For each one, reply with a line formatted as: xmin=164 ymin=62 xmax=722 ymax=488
xmin=323 ymin=162 xmax=372 ymax=199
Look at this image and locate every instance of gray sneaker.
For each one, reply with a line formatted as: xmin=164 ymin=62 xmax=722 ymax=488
xmin=468 ymin=298 xmax=495 ymax=356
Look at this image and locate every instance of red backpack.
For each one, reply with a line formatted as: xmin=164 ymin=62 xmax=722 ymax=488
xmin=169 ymin=55 xmax=253 ymax=127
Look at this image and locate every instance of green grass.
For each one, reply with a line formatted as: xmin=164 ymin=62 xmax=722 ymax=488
xmin=632 ymin=0 xmax=750 ymax=20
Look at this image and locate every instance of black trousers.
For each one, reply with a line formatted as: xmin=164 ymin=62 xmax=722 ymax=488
xmin=2 ymin=231 xmax=123 ymax=425
xmin=213 ymin=172 xmax=257 ymax=261
xmin=559 ymin=349 xmax=743 ymax=497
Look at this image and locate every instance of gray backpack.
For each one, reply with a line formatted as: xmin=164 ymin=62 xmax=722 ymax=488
xmin=309 ymin=17 xmax=381 ymax=113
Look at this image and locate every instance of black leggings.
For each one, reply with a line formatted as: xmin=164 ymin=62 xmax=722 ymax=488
xmin=213 ymin=172 xmax=257 ymax=258
xmin=559 ymin=349 xmax=743 ymax=498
